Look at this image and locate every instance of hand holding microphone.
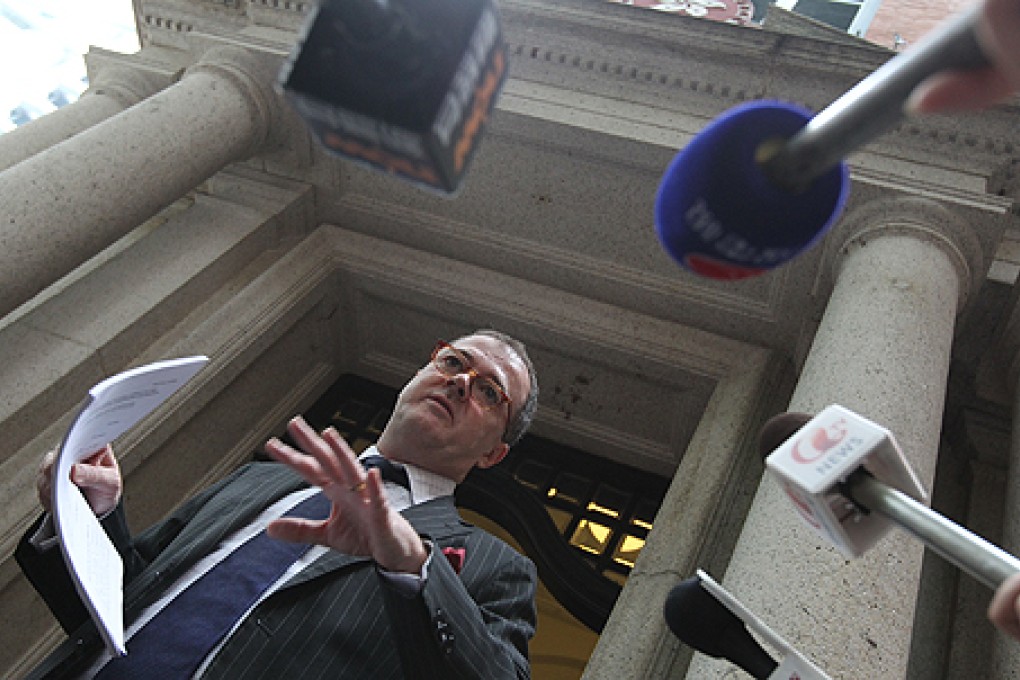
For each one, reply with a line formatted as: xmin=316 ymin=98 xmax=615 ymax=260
xmin=909 ymin=0 xmax=1020 ymax=113
xmin=655 ymin=1 xmax=1008 ymax=280
xmin=989 ymin=572 xmax=1020 ymax=641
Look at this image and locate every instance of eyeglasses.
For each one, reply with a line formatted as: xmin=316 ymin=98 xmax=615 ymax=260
xmin=431 ymin=340 xmax=513 ymax=429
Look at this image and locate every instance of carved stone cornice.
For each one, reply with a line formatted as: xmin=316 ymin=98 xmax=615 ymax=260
xmin=246 ymin=0 xmax=314 ymax=31
xmin=129 ymin=0 xmax=1018 ymax=194
xmin=498 ymin=0 xmax=1017 ymax=191
xmin=136 ymin=0 xmax=249 ymax=51
xmin=117 ymin=0 xmax=1018 ymax=395
xmin=125 ymin=1 xmax=1016 ymax=218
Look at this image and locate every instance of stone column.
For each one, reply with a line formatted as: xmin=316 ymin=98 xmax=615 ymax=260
xmin=688 ymin=197 xmax=981 ymax=679
xmin=947 ymin=456 xmax=1010 ymax=677
xmin=0 ymin=44 xmax=278 ymax=319
xmin=0 ymin=62 xmax=167 ymax=172
xmin=988 ymin=168 xmax=1020 ymax=680
xmin=582 ymin=348 xmax=779 ymax=680
xmin=991 ymin=384 xmax=1020 ymax=678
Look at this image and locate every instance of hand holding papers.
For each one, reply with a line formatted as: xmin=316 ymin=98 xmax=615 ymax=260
xmin=51 ymin=356 xmax=208 ymax=656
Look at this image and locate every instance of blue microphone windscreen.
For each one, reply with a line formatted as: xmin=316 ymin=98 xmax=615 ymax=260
xmin=655 ymin=101 xmax=849 ymax=280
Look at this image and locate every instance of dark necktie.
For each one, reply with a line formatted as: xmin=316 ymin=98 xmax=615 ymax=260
xmin=361 ymin=454 xmax=410 ymax=490
xmin=95 ymin=490 xmax=331 ymax=679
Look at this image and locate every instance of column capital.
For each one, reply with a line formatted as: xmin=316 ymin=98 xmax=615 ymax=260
xmin=184 ymin=44 xmax=281 ymax=159
xmin=83 ymin=44 xmax=192 ymax=106
xmin=85 ymin=64 xmax=167 ymax=109
xmin=824 ymin=196 xmax=984 ymax=312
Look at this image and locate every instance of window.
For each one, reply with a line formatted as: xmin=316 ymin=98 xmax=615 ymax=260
xmin=506 ymin=437 xmax=668 ymax=583
xmin=776 ymin=0 xmax=883 ymax=36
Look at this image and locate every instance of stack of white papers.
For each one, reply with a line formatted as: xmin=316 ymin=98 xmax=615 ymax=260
xmin=52 ymin=356 xmax=208 ymax=656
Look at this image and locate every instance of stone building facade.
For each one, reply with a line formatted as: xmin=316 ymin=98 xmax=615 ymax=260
xmin=0 ymin=1 xmax=1017 ymax=678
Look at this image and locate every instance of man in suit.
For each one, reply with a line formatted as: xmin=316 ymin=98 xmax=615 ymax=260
xmin=17 ymin=329 xmax=540 ymax=679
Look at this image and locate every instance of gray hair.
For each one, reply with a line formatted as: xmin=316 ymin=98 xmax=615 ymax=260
xmin=463 ymin=329 xmax=539 ymax=447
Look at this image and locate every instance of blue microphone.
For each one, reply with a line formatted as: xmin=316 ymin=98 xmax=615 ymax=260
xmin=656 ymin=101 xmax=848 ymax=280
xmin=655 ymin=5 xmax=987 ymax=280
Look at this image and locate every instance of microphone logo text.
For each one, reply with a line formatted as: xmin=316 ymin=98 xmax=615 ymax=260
xmin=792 ymin=418 xmax=848 ymax=464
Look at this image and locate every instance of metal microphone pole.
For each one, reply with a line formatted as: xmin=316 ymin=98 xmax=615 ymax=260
xmin=846 ymin=472 xmax=1020 ymax=590
xmin=762 ymin=4 xmax=987 ymax=192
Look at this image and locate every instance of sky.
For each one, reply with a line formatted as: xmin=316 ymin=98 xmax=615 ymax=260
xmin=0 ymin=0 xmax=138 ymax=132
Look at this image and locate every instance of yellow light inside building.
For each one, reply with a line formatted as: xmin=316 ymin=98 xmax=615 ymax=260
xmin=612 ymin=534 xmax=646 ymax=568
xmin=570 ymin=519 xmax=612 ymax=555
xmin=586 ymin=501 xmax=620 ymax=518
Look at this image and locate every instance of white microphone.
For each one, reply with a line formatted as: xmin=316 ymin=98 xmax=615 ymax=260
xmin=764 ymin=405 xmax=1020 ymax=589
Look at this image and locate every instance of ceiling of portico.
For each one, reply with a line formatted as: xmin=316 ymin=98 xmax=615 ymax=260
xmin=124 ymin=0 xmax=1018 ymax=467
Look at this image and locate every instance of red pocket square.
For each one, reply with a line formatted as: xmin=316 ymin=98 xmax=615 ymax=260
xmin=442 ymin=547 xmax=466 ymax=574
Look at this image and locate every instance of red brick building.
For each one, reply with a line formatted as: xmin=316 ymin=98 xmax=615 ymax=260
xmin=866 ymin=0 xmax=980 ymax=51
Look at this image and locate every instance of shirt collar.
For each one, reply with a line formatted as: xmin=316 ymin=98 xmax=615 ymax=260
xmin=359 ymin=445 xmax=456 ymax=505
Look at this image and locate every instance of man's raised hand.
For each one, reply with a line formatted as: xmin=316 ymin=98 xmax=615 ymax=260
xmin=264 ymin=416 xmax=428 ymax=574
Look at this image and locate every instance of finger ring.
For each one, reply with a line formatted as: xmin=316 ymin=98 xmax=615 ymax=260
xmin=350 ymin=480 xmax=367 ymax=493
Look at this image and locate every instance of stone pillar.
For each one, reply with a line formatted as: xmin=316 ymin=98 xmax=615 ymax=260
xmin=688 ymin=197 xmax=981 ymax=679
xmin=987 ymin=163 xmax=1020 ymax=680
xmin=582 ymin=348 xmax=779 ymax=680
xmin=0 ymin=63 xmax=167 ymax=172
xmin=991 ymin=391 xmax=1020 ymax=678
xmin=0 ymin=44 xmax=278 ymax=319
xmin=946 ymin=456 xmax=1009 ymax=677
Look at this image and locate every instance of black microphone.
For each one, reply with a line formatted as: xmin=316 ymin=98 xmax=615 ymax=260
xmin=279 ymin=0 xmax=508 ymax=195
xmin=664 ymin=576 xmax=778 ymax=679
xmin=654 ymin=5 xmax=988 ymax=280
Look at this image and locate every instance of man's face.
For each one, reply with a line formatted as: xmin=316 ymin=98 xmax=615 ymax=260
xmin=382 ymin=334 xmax=530 ymax=481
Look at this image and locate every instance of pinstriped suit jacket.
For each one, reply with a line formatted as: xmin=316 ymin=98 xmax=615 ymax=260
xmin=17 ymin=462 xmax=537 ymax=679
